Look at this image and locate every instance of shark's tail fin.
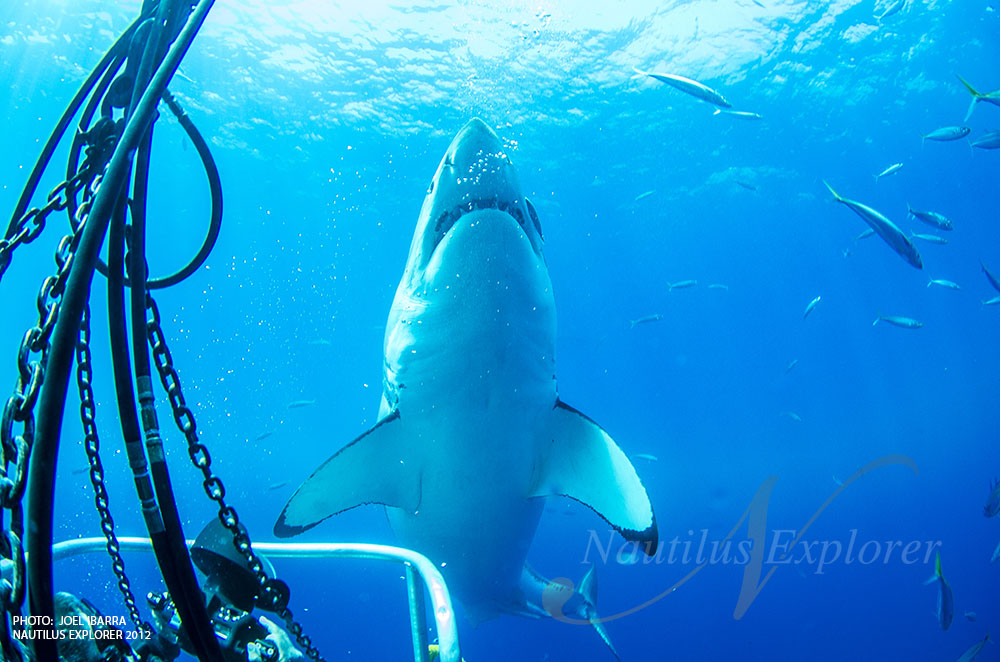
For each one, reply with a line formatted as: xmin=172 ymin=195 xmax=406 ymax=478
xmin=577 ymin=566 xmax=620 ymax=661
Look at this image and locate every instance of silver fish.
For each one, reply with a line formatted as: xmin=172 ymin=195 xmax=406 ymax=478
xmin=957 ymin=633 xmax=990 ymax=662
xmin=287 ymin=399 xmax=317 ymax=409
xmin=667 ymin=280 xmax=698 ymax=290
xmin=927 ymin=279 xmax=960 ymax=290
xmin=803 ymin=296 xmax=821 ymax=319
xmin=920 ymin=126 xmax=970 ymax=144
xmin=854 ymin=228 xmax=875 ymax=241
xmin=713 ymin=108 xmax=762 ymax=120
xmin=873 ymin=315 xmax=923 ymax=329
xmin=784 ymin=359 xmax=799 ymax=374
xmin=972 ymin=130 xmax=1000 ymax=149
xmin=634 ymin=190 xmax=655 ymax=202
xmin=908 ymin=205 xmax=954 ymax=231
xmin=633 ymin=453 xmax=659 ymax=462
xmin=874 ymin=162 xmax=903 ymax=182
xmin=993 ymin=540 xmax=1000 ymax=564
xmin=255 ymin=431 xmax=274 ymax=441
xmin=782 ymin=411 xmax=802 ymax=422
xmin=633 ymin=67 xmax=731 ymax=108
xmin=629 ymin=314 xmax=663 ymax=329
xmin=958 ymin=75 xmax=1000 ymax=122
xmin=708 ymin=283 xmax=729 ymax=291
xmin=875 ymin=0 xmax=906 ymax=21
xmin=824 ymin=181 xmax=923 ymax=269
xmin=983 ymin=296 xmax=1000 ymax=307
xmin=982 ymin=262 xmax=1000 ymax=294
xmin=964 ymin=611 xmax=977 ymax=622
xmin=909 ymin=232 xmax=948 ymax=245
xmin=735 ymin=181 xmax=758 ymax=191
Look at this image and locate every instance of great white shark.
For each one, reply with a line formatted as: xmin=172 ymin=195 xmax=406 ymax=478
xmin=274 ymin=118 xmax=657 ymax=656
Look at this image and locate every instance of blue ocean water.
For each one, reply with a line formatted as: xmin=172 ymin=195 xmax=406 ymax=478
xmin=2 ymin=1 xmax=999 ymax=660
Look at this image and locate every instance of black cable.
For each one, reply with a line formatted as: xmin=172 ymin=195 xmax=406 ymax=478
xmin=93 ymin=90 xmax=224 ymax=289
xmin=26 ymin=2 xmax=220 ymax=660
xmin=5 ymin=16 xmax=143 ymax=239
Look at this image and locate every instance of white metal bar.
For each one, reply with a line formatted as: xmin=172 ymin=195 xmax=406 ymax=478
xmin=52 ymin=538 xmax=460 ymax=662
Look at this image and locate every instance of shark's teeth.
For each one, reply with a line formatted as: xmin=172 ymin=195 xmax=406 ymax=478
xmin=434 ymin=197 xmax=529 ymax=240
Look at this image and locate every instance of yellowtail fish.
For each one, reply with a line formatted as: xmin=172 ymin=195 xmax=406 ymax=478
xmin=908 ymin=205 xmax=954 ymax=231
xmin=629 ymin=314 xmax=663 ymax=329
xmin=667 ymin=280 xmax=698 ymax=291
xmin=957 ymin=633 xmax=990 ymax=662
xmin=982 ymin=261 xmax=1000 ymax=294
xmin=874 ymin=162 xmax=903 ymax=182
xmin=927 ymin=279 xmax=960 ymax=291
xmin=985 ymin=478 xmax=1000 ymax=517
xmin=824 ymin=181 xmax=922 ymax=269
xmin=924 ymin=552 xmax=953 ymax=630
xmin=803 ymin=296 xmax=821 ymax=319
xmin=920 ymin=126 xmax=970 ymax=145
xmin=287 ymin=399 xmax=316 ymax=409
xmin=873 ymin=315 xmax=923 ymax=328
xmin=713 ymin=108 xmax=762 ymax=120
xmin=633 ymin=453 xmax=658 ymax=462
xmin=957 ymin=74 xmax=1000 ymax=122
xmin=910 ymin=232 xmax=947 ymax=245
xmin=632 ymin=67 xmax=731 ymax=108
xmin=971 ymin=130 xmax=1000 ymax=149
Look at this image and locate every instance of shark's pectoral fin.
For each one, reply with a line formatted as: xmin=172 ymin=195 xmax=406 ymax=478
xmin=273 ymin=410 xmax=419 ymax=537
xmin=531 ymin=401 xmax=657 ymax=552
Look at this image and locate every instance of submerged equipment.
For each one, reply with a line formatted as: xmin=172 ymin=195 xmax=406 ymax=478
xmin=2 ymin=2 xmax=462 ymax=661
xmin=1 ymin=1 xmax=316 ymax=661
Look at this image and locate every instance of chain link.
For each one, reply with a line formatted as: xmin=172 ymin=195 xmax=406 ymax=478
xmin=0 ymin=172 xmax=99 ymax=662
xmin=0 ymin=161 xmax=95 ymax=282
xmin=145 ymin=295 xmax=323 ymax=661
xmin=75 ymin=305 xmax=153 ymax=635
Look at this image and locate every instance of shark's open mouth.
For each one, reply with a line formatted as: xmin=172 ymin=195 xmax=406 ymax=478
xmin=432 ymin=197 xmax=542 ymax=250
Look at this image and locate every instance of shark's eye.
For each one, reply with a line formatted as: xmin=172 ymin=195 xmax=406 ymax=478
xmin=526 ymin=198 xmax=543 ymax=239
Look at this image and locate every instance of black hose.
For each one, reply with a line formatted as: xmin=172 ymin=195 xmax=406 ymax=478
xmin=25 ymin=1 xmax=220 ymax=660
xmin=92 ymin=89 xmax=224 ymax=289
xmin=5 ymin=16 xmax=142 ymax=238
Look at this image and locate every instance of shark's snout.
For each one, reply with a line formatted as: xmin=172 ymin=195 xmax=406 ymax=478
xmin=416 ymin=118 xmax=543 ymax=269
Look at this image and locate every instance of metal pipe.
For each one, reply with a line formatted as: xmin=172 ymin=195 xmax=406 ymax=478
xmin=405 ymin=564 xmax=430 ymax=662
xmin=52 ymin=538 xmax=461 ymax=662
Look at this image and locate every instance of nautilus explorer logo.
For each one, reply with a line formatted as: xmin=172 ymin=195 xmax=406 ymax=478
xmin=543 ymin=454 xmax=927 ymax=624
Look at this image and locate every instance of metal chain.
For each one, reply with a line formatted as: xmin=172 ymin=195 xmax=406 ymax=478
xmin=144 ymin=295 xmax=324 ymax=661
xmin=0 ymin=174 xmax=99 ymax=661
xmin=75 ymin=305 xmax=153 ymax=635
xmin=0 ymin=162 xmax=98 ymax=283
